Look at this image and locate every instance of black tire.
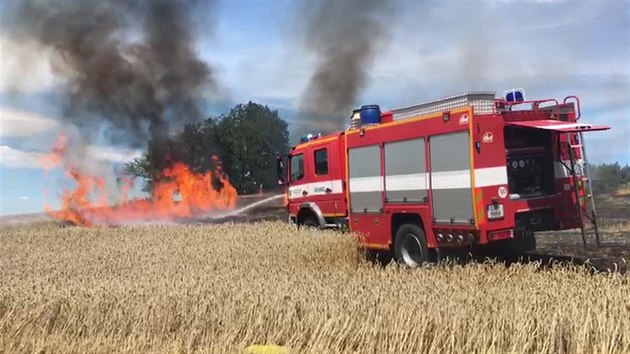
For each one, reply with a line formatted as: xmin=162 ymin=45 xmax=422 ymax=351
xmin=301 ymin=215 xmax=320 ymax=230
xmin=366 ymin=250 xmax=393 ymax=266
xmin=495 ymin=229 xmax=536 ymax=260
xmin=394 ymin=224 xmax=429 ymax=267
xmin=437 ymin=248 xmax=472 ymax=265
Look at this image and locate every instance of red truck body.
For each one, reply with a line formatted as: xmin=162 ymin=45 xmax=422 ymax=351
xmin=284 ymin=91 xmax=609 ymax=262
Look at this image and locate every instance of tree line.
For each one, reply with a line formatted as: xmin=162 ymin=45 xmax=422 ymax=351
xmin=590 ymin=162 xmax=630 ymax=194
xmin=125 ymin=102 xmax=289 ymax=195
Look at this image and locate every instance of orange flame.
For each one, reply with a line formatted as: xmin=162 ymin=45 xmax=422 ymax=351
xmin=42 ymin=133 xmax=238 ymax=226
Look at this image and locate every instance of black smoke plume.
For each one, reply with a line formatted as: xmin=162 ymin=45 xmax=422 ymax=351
xmin=6 ymin=0 xmax=217 ymax=147
xmin=295 ymin=0 xmax=394 ymax=138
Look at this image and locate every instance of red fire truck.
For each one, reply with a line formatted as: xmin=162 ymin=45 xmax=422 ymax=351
xmin=278 ymin=90 xmax=610 ymax=266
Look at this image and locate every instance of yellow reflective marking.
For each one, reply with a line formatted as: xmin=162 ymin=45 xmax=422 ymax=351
xmin=468 ymin=107 xmax=478 ymax=228
xmin=475 ymin=189 xmax=484 ymax=225
xmin=360 ymin=242 xmax=390 ymax=250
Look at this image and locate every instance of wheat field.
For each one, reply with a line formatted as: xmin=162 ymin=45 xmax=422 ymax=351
xmin=1 ymin=221 xmax=629 ymax=354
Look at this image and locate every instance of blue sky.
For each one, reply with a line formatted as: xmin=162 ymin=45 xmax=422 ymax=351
xmin=1 ymin=0 xmax=628 ymax=215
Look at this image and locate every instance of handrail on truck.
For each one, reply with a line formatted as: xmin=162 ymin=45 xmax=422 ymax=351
xmin=502 ymin=98 xmax=561 ymax=119
xmin=532 ymin=98 xmax=560 ymax=120
xmin=563 ymin=95 xmax=582 ymax=120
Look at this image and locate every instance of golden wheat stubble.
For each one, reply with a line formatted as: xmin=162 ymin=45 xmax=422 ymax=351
xmin=0 ymin=221 xmax=628 ymax=354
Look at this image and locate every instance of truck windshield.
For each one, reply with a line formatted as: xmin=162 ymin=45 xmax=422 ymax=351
xmin=290 ymin=154 xmax=304 ymax=183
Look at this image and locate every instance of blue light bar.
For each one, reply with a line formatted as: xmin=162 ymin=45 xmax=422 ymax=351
xmin=504 ymin=88 xmax=526 ymax=102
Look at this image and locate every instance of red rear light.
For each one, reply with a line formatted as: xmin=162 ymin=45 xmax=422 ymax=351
xmin=488 ymin=229 xmax=514 ymax=241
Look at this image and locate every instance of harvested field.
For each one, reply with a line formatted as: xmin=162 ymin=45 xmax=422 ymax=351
xmin=529 ymin=193 xmax=630 ymax=273
xmin=533 ymin=222 xmax=630 ymax=273
xmin=1 ymin=221 xmax=629 ymax=354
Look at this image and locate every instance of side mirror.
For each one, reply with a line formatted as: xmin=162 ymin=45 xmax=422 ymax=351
xmin=276 ymin=155 xmax=284 ymax=185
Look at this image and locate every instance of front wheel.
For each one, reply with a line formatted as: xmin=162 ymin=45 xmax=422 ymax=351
xmin=394 ymin=224 xmax=429 ymax=267
xmin=300 ymin=216 xmax=320 ymax=230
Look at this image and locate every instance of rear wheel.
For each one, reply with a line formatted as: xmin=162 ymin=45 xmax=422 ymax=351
xmin=495 ymin=229 xmax=536 ymax=259
xmin=437 ymin=248 xmax=472 ymax=265
xmin=394 ymin=224 xmax=429 ymax=267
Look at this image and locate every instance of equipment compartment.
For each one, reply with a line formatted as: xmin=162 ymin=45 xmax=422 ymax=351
xmin=504 ymin=126 xmax=555 ymax=199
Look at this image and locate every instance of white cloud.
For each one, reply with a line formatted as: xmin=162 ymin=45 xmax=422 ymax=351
xmin=203 ymin=41 xmax=312 ymax=108
xmin=0 ymin=107 xmax=140 ymax=164
xmin=202 ymin=1 xmax=627 ymax=118
xmin=0 ymin=144 xmax=142 ymax=169
xmin=0 ymin=145 xmax=45 ymax=168
xmin=0 ymin=106 xmax=60 ymax=137
xmin=0 ymin=33 xmax=58 ymax=94
xmin=357 ymin=2 xmax=628 ymax=116
xmin=19 ymin=196 xmax=30 ymax=200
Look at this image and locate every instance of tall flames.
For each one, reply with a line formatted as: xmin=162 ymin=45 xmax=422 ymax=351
xmin=42 ymin=133 xmax=238 ymax=226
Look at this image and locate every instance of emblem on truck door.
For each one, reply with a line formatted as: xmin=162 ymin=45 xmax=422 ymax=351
xmin=313 ymin=186 xmax=326 ymax=193
xmin=458 ymin=113 xmax=469 ymax=125
xmin=482 ymin=132 xmax=494 ymax=143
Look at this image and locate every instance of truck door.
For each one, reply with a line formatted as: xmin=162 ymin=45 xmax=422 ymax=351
xmin=287 ymin=152 xmax=307 ymax=211
xmin=305 ymin=141 xmax=345 ymax=219
xmin=429 ymin=131 xmax=474 ymax=224
xmin=287 ymin=138 xmax=346 ymax=223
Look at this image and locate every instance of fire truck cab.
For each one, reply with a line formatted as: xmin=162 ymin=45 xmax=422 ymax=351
xmin=280 ymin=90 xmax=609 ymax=266
xmin=285 ymin=131 xmax=348 ymax=229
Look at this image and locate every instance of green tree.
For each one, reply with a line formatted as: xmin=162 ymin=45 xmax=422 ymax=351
xmin=125 ymin=120 xmax=224 ymax=193
xmin=126 ymin=102 xmax=289 ymax=195
xmin=591 ymin=162 xmax=630 ymax=194
xmin=215 ymin=102 xmax=289 ymax=194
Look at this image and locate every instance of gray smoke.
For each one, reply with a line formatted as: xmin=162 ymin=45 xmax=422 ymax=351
xmin=6 ymin=0 xmax=217 ymax=148
xmin=295 ymin=0 xmax=394 ymax=137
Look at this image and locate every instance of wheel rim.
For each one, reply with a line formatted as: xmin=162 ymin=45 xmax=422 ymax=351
xmin=401 ymin=234 xmax=424 ymax=267
xmin=305 ymin=221 xmax=316 ymax=228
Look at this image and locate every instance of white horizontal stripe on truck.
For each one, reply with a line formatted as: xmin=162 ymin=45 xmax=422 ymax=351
xmin=289 ymin=167 xmax=510 ymax=198
xmin=385 ymin=168 xmax=506 ymax=191
xmin=385 ymin=173 xmax=427 ymax=191
xmin=288 ymin=179 xmax=343 ymax=199
xmin=431 ymin=170 xmax=471 ymax=190
xmin=349 ymin=176 xmax=383 ymax=193
xmin=474 ymin=166 xmax=508 ymax=187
